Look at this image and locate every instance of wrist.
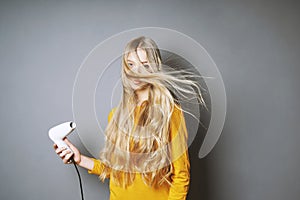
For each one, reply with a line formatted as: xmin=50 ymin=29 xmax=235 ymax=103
xmin=76 ymin=155 xmax=83 ymax=165
xmin=76 ymin=155 xmax=95 ymax=171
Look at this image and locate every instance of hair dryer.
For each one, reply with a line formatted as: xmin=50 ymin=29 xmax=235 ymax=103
xmin=48 ymin=121 xmax=76 ymax=153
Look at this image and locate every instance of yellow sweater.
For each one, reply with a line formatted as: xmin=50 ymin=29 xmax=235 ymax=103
xmin=88 ymin=105 xmax=190 ymax=200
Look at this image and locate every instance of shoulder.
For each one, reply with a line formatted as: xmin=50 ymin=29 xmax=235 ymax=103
xmin=171 ymin=104 xmax=184 ymax=121
xmin=169 ymin=104 xmax=187 ymax=135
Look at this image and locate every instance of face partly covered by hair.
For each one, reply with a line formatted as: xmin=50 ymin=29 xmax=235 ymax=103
xmin=124 ymin=48 xmax=153 ymax=91
xmin=121 ymin=38 xmax=162 ymax=93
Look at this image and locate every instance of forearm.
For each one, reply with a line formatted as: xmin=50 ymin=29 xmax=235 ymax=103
xmin=77 ymin=155 xmax=94 ymax=171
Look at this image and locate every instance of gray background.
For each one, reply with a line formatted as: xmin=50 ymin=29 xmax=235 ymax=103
xmin=0 ymin=0 xmax=299 ymax=200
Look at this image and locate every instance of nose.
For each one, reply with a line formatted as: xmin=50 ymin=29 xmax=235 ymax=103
xmin=131 ymin=65 xmax=142 ymax=73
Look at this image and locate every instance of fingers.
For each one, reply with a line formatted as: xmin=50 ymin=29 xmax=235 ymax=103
xmin=54 ymin=146 xmax=74 ymax=164
xmin=63 ymin=152 xmax=74 ymax=164
xmin=55 ymin=146 xmax=65 ymax=154
xmin=59 ymin=148 xmax=70 ymax=157
xmin=53 ymin=139 xmax=80 ymax=164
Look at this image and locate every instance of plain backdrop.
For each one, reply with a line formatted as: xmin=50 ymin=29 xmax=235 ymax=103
xmin=0 ymin=0 xmax=299 ymax=200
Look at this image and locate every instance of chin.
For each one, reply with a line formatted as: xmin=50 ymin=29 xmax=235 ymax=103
xmin=132 ymin=83 xmax=149 ymax=91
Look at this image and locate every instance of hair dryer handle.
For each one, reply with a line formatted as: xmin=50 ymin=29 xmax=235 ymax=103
xmin=55 ymin=140 xmax=73 ymax=152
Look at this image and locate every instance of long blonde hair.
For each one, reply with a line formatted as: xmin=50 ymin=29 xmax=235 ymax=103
xmin=99 ymin=36 xmax=206 ymax=188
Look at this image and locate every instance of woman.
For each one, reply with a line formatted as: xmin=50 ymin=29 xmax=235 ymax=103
xmin=54 ymin=36 xmax=205 ymax=200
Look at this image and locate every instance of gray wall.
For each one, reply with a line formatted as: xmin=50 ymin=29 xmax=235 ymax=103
xmin=0 ymin=0 xmax=299 ymax=200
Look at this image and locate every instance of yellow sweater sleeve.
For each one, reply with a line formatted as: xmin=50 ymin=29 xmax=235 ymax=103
xmin=87 ymin=108 xmax=116 ymax=176
xmin=88 ymin=158 xmax=108 ymax=175
xmin=168 ymin=106 xmax=190 ymax=200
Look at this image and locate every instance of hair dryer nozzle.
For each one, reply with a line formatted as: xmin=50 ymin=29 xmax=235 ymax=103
xmin=70 ymin=122 xmax=76 ymax=129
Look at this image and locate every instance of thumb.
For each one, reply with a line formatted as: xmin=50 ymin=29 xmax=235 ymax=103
xmin=63 ymin=138 xmax=73 ymax=147
xmin=63 ymin=138 xmax=78 ymax=153
xmin=63 ymin=138 xmax=81 ymax=164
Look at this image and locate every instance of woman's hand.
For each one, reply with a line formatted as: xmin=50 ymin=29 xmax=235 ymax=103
xmin=53 ymin=138 xmax=81 ymax=164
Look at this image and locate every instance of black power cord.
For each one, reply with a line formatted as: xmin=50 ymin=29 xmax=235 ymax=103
xmin=71 ymin=158 xmax=84 ymax=200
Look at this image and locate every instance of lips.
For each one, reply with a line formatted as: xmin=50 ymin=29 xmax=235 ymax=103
xmin=133 ymin=79 xmax=141 ymax=84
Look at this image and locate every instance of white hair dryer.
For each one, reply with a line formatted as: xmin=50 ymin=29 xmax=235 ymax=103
xmin=48 ymin=121 xmax=76 ymax=152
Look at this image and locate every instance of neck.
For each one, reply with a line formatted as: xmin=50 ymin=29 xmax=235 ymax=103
xmin=135 ymin=86 xmax=150 ymax=106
